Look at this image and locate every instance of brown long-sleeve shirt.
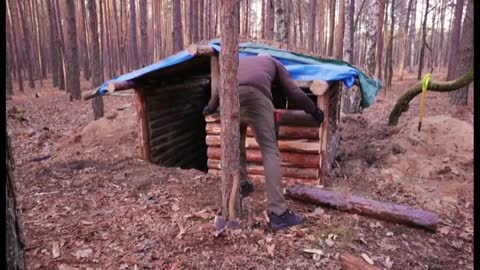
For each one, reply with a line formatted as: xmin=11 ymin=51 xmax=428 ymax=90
xmin=206 ymin=55 xmax=317 ymax=114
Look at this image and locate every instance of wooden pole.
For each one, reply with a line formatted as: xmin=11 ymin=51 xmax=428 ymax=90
xmin=134 ymin=88 xmax=150 ymax=161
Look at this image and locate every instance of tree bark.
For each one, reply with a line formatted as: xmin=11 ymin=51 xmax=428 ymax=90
xmin=388 ymin=69 xmax=474 ymax=126
xmin=407 ymin=0 xmax=416 ymax=72
xmin=65 ymin=0 xmax=81 ymax=100
xmin=274 ymin=0 xmax=288 ymax=43
xmin=417 ymin=0 xmax=430 ymax=80
xmin=343 ymin=0 xmax=355 ymax=63
xmin=6 ymin=134 xmax=27 ymax=270
xmin=449 ymin=0 xmax=472 ymax=105
xmin=375 ymin=0 xmax=385 ymax=78
xmin=88 ymin=0 xmax=104 ymax=120
xmin=398 ymin=0 xmax=413 ymax=80
xmin=385 ymin=0 xmax=395 ymax=88
xmin=335 ymin=0 xmax=345 ymax=59
xmin=219 ymin=0 xmax=241 ymax=222
xmin=129 ymin=0 xmax=140 ymax=69
xmin=7 ymin=0 xmax=24 ymax=92
xmin=327 ymin=0 xmax=336 ymax=56
xmin=18 ymin=0 xmax=35 ymax=89
xmin=53 ymin=0 xmax=66 ymax=90
xmin=365 ymin=0 xmax=379 ymax=75
xmin=140 ymin=0 xmax=148 ymax=67
xmin=173 ymin=0 xmax=184 ymax=52
xmin=265 ymin=0 xmax=275 ymax=40
xmin=297 ymin=1 xmax=304 ymax=47
xmin=308 ymin=0 xmax=317 ymax=51
xmin=79 ymin=0 xmax=90 ymax=80
xmin=446 ymin=0 xmax=465 ymax=80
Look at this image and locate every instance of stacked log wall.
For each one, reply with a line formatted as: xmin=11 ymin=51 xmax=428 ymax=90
xmin=143 ymin=76 xmax=210 ymax=170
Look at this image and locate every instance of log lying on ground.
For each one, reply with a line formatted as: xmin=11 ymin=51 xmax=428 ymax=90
xmin=207 ymin=159 xmax=319 ymax=179
xmin=206 ymin=123 xmax=319 ymax=140
xmin=206 ymin=135 xmax=319 ymax=154
xmin=207 ymin=147 xmax=320 ymax=168
xmin=286 ymin=185 xmax=438 ymax=231
xmin=388 ymin=69 xmax=474 ymax=126
xmin=206 ymin=109 xmax=318 ymax=127
xmin=339 ymin=253 xmax=381 ymax=270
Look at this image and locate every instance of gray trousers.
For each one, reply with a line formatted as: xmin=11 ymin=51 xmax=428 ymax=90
xmin=238 ymin=85 xmax=288 ymax=215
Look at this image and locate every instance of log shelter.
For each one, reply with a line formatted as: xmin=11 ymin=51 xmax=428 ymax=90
xmin=99 ymin=43 xmax=344 ymax=185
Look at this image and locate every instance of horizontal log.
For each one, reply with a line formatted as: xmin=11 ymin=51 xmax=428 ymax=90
xmin=207 ymin=147 xmax=319 ymax=168
xmin=339 ymin=253 xmax=381 ymax=270
xmin=207 ymin=159 xmax=319 ymax=179
xmin=187 ymin=44 xmax=216 ymax=56
xmin=107 ymin=80 xmax=136 ymax=92
xmin=206 ymin=135 xmax=319 ymax=154
xmin=206 ymin=109 xmax=319 ymax=127
xmin=206 ymin=123 xmax=319 ymax=140
xmin=207 ymin=169 xmax=318 ymax=186
xmin=285 ymin=185 xmax=438 ymax=231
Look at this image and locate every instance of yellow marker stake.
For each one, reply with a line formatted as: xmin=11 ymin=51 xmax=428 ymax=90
xmin=418 ymin=73 xmax=432 ymax=131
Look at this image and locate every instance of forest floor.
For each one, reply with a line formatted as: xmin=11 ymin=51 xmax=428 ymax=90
xmin=7 ymin=69 xmax=473 ymax=270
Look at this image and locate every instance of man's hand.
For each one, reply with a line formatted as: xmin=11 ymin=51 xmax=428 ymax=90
xmin=311 ymin=108 xmax=324 ymax=125
xmin=202 ymin=106 xmax=214 ymax=116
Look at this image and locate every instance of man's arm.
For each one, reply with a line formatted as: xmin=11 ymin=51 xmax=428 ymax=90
xmin=272 ymin=58 xmax=324 ymax=124
xmin=203 ymin=87 xmax=220 ymax=116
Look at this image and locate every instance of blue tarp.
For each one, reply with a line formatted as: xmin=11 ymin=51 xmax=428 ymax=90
xmin=98 ymin=40 xmax=382 ymax=108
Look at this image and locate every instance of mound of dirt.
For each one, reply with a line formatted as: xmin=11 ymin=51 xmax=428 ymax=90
xmin=54 ymin=105 xmax=138 ymax=158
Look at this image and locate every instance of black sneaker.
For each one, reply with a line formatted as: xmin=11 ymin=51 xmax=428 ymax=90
xmin=268 ymin=209 xmax=304 ymax=231
xmin=240 ymin=181 xmax=254 ymax=198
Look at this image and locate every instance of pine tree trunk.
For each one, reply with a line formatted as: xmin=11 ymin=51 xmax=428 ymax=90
xmin=173 ymin=0 xmax=184 ymax=52
xmin=308 ymin=0 xmax=317 ymax=51
xmin=343 ymin=0 xmax=354 ymax=63
xmin=6 ymin=134 xmax=27 ymax=270
xmin=398 ymin=0 xmax=413 ymax=80
xmin=386 ymin=0 xmax=395 ymax=87
xmin=265 ymin=0 xmax=274 ymax=40
xmin=88 ymin=0 xmax=104 ymax=120
xmin=18 ymin=0 xmax=35 ymax=89
xmin=129 ymin=0 xmax=140 ymax=69
xmin=7 ymin=0 xmax=24 ymax=93
xmin=140 ymin=0 xmax=148 ymax=67
xmin=54 ymin=0 xmax=66 ymax=91
xmin=297 ymin=1 xmax=303 ymax=47
xmin=65 ymin=0 xmax=81 ymax=100
xmin=274 ymin=0 xmax=287 ymax=43
xmin=317 ymin=0 xmax=324 ymax=55
xmin=335 ymin=0 xmax=345 ymax=59
xmin=417 ymin=0 xmax=429 ymax=80
xmin=327 ymin=0 xmax=336 ymax=56
xmin=365 ymin=0 xmax=379 ymax=75
xmin=192 ymin=0 xmax=199 ymax=42
xmin=437 ymin=0 xmax=446 ymax=67
xmin=449 ymin=0 xmax=472 ymax=105
xmin=79 ymin=0 xmax=90 ymax=80
xmin=30 ymin=0 xmax=43 ymax=86
xmin=199 ymin=0 xmax=204 ymax=40
xmin=446 ymin=0 xmax=465 ymax=80
xmin=219 ymin=0 xmax=241 ymax=223
xmin=375 ymin=0 xmax=385 ymax=78
xmin=407 ymin=0 xmax=416 ymax=72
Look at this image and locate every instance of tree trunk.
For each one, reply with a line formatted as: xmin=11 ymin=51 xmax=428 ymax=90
xmin=417 ymin=0 xmax=429 ymax=80
xmin=327 ymin=0 xmax=336 ymax=56
xmin=173 ymin=0 xmax=184 ymax=52
xmin=334 ymin=0 xmax=345 ymax=59
xmin=265 ymin=0 xmax=274 ymax=40
xmin=54 ymin=0 xmax=66 ymax=91
xmin=343 ymin=0 xmax=355 ymax=63
xmin=297 ymin=1 xmax=303 ymax=47
xmin=375 ymin=0 xmax=385 ymax=78
xmin=274 ymin=0 xmax=288 ymax=43
xmin=192 ymin=0 xmax=199 ymax=42
xmin=7 ymin=0 xmax=24 ymax=93
xmin=449 ymin=0 xmax=472 ymax=105
xmin=317 ymin=0 xmax=325 ymax=55
xmin=129 ymin=0 xmax=140 ymax=69
xmin=88 ymin=0 xmax=104 ymax=120
xmin=407 ymin=0 xmax=416 ymax=72
xmin=199 ymin=0 xmax=204 ymax=40
xmin=398 ymin=0 xmax=413 ymax=80
xmin=140 ymin=0 xmax=148 ymax=67
xmin=446 ymin=0 xmax=465 ymax=80
xmin=30 ymin=0 xmax=43 ymax=86
xmin=18 ymin=0 xmax=35 ymax=89
xmin=385 ymin=0 xmax=395 ymax=88
xmin=308 ymin=0 xmax=317 ymax=51
xmin=365 ymin=0 xmax=379 ymax=75
xmin=219 ymin=0 xmax=241 ymax=223
xmin=65 ymin=0 xmax=81 ymax=100
xmin=79 ymin=0 xmax=90 ymax=80
xmin=6 ymin=134 xmax=27 ymax=270
xmin=6 ymin=38 xmax=14 ymax=95
xmin=436 ymin=0 xmax=446 ymax=67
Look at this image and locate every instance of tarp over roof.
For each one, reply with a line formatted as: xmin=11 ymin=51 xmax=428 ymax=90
xmin=97 ymin=40 xmax=382 ymax=108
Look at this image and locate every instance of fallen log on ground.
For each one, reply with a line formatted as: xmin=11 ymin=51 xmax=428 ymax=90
xmin=339 ymin=253 xmax=381 ymax=270
xmin=285 ymin=185 xmax=438 ymax=231
xmin=388 ymin=69 xmax=474 ymax=126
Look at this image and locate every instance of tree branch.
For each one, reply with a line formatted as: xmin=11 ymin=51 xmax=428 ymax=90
xmin=388 ymin=69 xmax=474 ymax=126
